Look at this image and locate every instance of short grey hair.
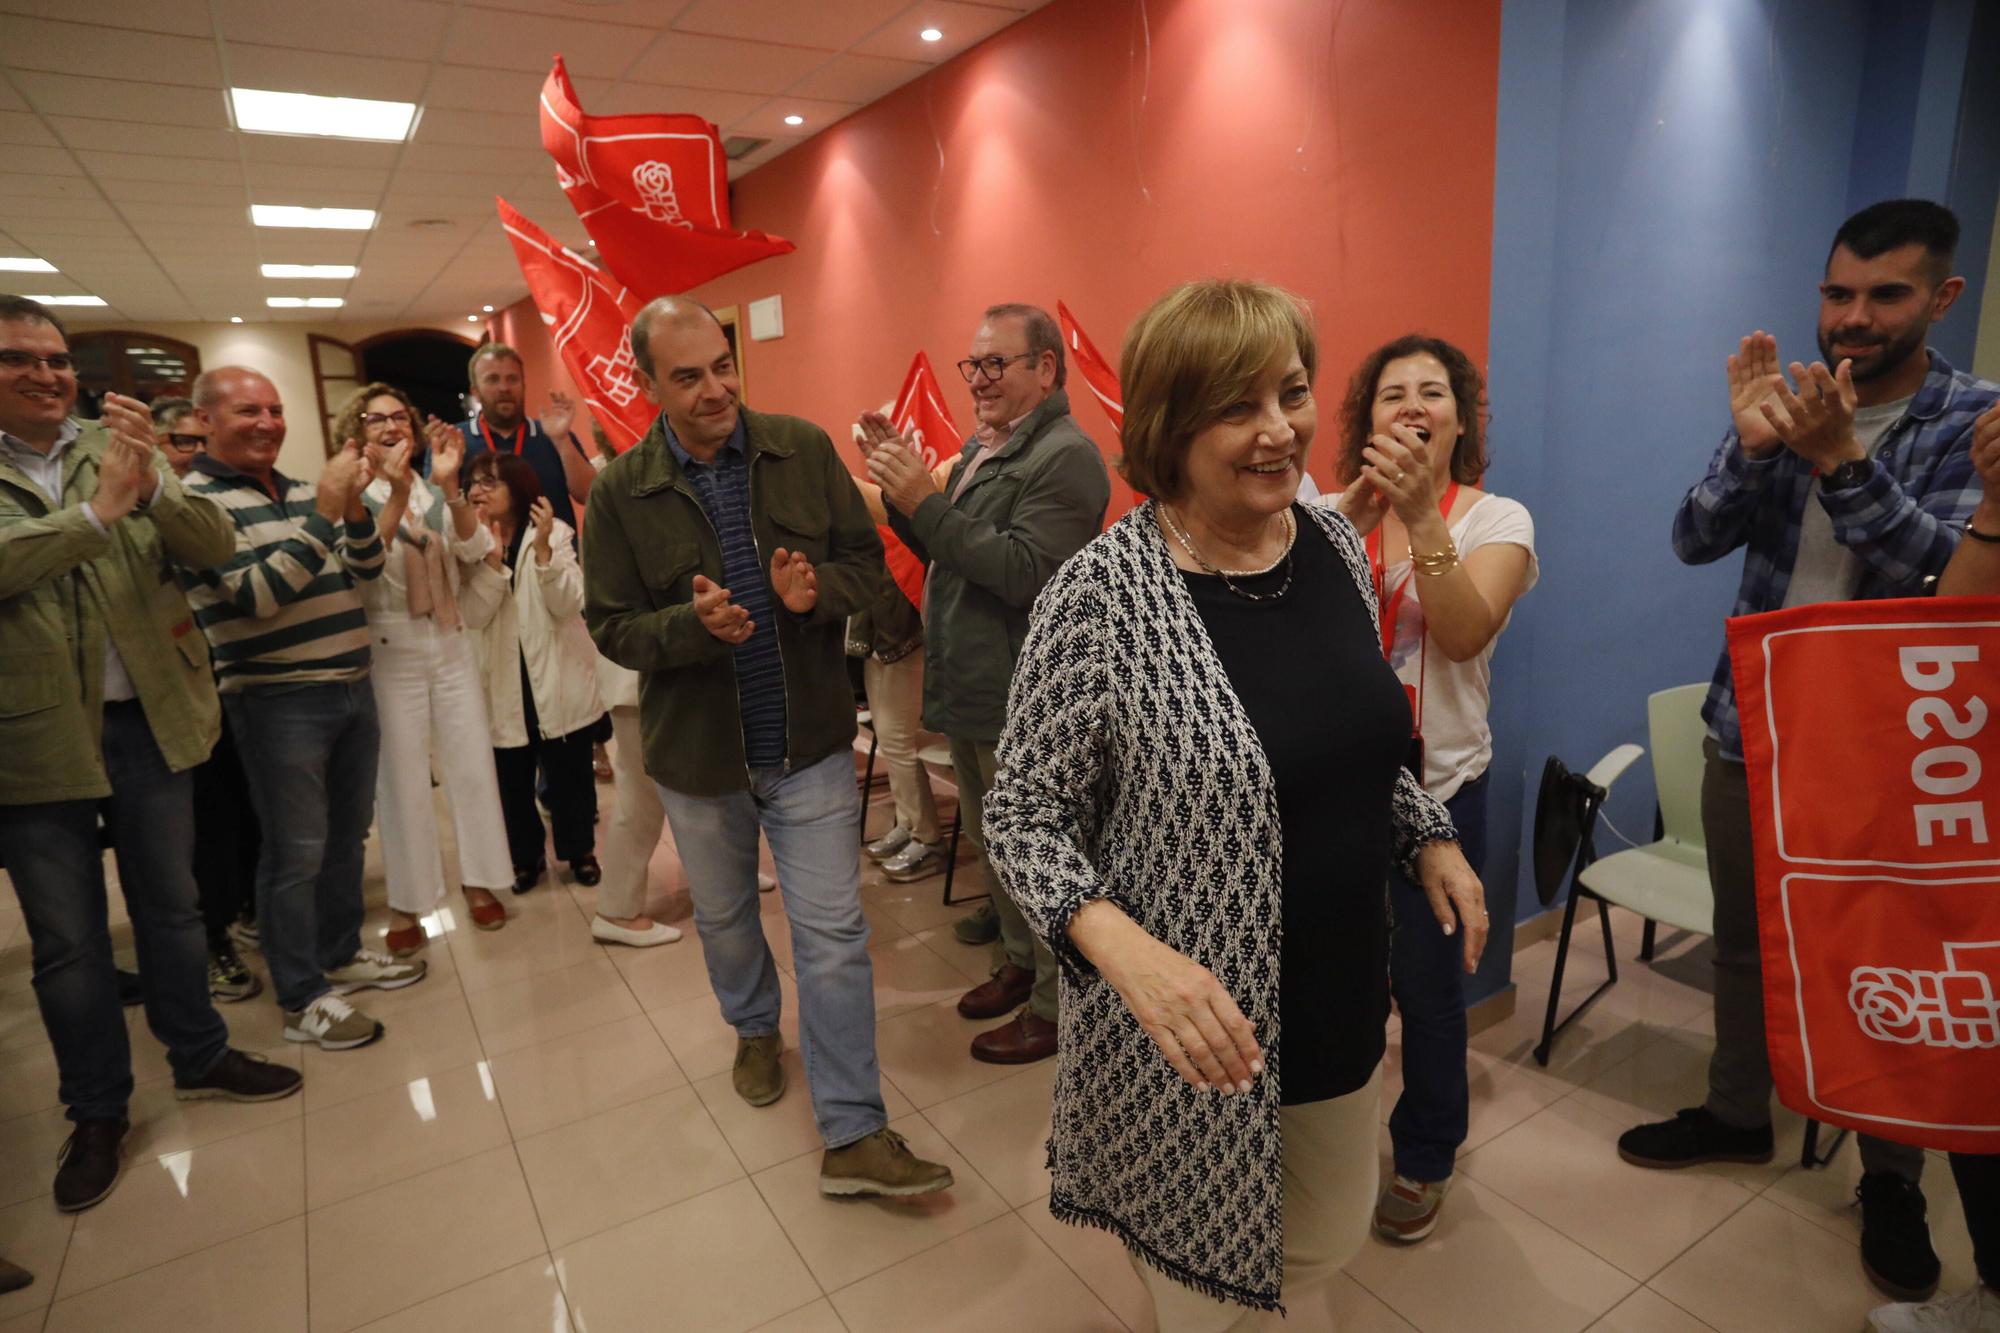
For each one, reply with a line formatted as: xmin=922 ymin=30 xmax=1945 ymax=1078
xmin=150 ymin=396 xmax=195 ymax=429
xmin=983 ymin=303 xmax=1065 ymax=389
xmin=629 ymin=295 xmax=725 ymax=378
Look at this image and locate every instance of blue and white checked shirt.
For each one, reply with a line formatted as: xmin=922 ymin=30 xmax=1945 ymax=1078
xmin=1674 ymin=349 xmax=2000 ymax=759
xmin=667 ymin=418 xmax=788 ymax=769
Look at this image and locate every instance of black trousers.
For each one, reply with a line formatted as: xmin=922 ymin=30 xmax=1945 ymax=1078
xmin=493 ymin=673 xmax=602 ymax=872
xmin=1952 ymin=1151 xmax=2000 ymax=1288
xmin=190 ymin=709 xmax=261 ymax=949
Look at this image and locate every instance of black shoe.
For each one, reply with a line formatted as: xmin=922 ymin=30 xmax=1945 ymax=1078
xmin=174 ymin=1048 xmax=304 ymax=1103
xmin=512 ymin=862 xmax=545 ymax=895
xmin=116 ymin=968 xmax=143 ymax=1007
xmin=1616 ymin=1106 xmax=1774 ymax=1168
xmin=0 ymin=1255 xmax=31 ymax=1295
xmin=1857 ymin=1172 xmax=1942 ymax=1301
xmin=569 ymin=856 xmax=601 ymax=887
xmin=53 ymin=1119 xmax=128 ymax=1212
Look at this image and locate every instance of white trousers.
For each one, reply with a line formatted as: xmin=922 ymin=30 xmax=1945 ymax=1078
xmin=597 ymin=705 xmax=664 ymax=920
xmin=367 ymin=618 xmax=514 ymax=912
xmin=1135 ymin=1065 xmax=1382 ymax=1332
xmin=862 ymin=652 xmax=939 ymax=844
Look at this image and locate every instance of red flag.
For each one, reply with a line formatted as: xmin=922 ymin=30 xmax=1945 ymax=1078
xmin=495 ymin=197 xmax=653 ymax=452
xmin=1058 ymin=300 xmax=1124 ymax=432
xmin=538 ymin=56 xmax=794 ymax=297
xmin=891 ymin=352 xmax=962 ymax=473
xmin=1728 ymin=596 xmax=2000 ymax=1153
xmin=877 ymin=523 xmax=926 ymax=613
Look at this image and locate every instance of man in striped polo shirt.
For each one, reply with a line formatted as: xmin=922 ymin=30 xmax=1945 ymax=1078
xmin=180 ymin=367 xmax=425 ymax=1053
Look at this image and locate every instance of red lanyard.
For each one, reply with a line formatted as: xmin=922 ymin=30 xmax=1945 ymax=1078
xmin=478 ymin=417 xmax=525 ymax=456
xmin=1364 ymin=482 xmax=1459 ymax=731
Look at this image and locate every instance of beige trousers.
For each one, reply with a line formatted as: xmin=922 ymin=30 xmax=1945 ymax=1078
xmin=862 ymin=652 xmax=939 ymax=844
xmin=1134 ymin=1065 xmax=1382 ymax=1333
xmin=596 ymin=705 xmax=663 ymax=920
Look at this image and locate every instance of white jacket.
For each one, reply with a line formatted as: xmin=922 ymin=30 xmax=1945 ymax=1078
xmin=473 ymin=519 xmax=605 ymax=746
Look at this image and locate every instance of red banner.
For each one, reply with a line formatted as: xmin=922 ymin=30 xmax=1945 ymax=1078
xmin=890 ymin=352 xmax=961 ymax=473
xmin=495 ymin=197 xmax=653 ymax=452
xmin=1057 ymin=300 xmax=1124 ymax=432
xmin=538 ymin=56 xmax=795 ymax=297
xmin=1728 ymin=596 xmax=2000 ymax=1152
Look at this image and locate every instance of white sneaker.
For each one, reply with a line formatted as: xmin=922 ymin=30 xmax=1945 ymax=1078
xmin=864 ymin=827 xmax=912 ymax=862
xmin=758 ymin=872 xmax=777 ymax=893
xmin=1869 ymin=1286 xmax=2000 ymax=1332
xmin=591 ymin=916 xmax=683 ymax=947
xmin=324 ymin=948 xmax=426 ymax=994
xmin=283 ymin=993 xmax=383 ymax=1051
xmin=881 ymin=840 xmax=945 ymax=883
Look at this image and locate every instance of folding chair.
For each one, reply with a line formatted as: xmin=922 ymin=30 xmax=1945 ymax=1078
xmin=916 ymin=743 xmax=986 ymax=908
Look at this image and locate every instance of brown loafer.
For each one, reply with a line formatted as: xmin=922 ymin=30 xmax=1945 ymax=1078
xmin=957 ymin=962 xmax=1035 ymax=1020
xmin=969 ymin=1010 xmax=1057 ymax=1064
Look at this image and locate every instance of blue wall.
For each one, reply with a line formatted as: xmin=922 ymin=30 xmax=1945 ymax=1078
xmin=1475 ymin=0 xmax=1997 ymax=1002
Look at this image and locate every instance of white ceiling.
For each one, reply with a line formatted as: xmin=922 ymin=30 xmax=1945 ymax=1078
xmin=0 ymin=0 xmax=1050 ymax=325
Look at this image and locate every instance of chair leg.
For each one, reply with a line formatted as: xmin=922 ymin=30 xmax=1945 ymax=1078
xmin=1639 ymin=918 xmax=1657 ymax=962
xmin=1535 ymin=887 xmax=1619 ymax=1067
xmin=1801 ymin=1118 xmax=1849 ymax=1169
xmin=1598 ymin=895 xmax=1619 ymax=985
xmin=858 ymin=734 xmax=879 ymax=829
xmin=939 ymin=806 xmax=964 ymax=906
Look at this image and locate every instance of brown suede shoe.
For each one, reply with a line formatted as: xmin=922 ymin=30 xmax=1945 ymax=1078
xmin=957 ymin=962 xmax=1035 ymax=1020
xmin=733 ymin=1033 xmax=786 ymax=1107
xmin=820 ymin=1128 xmax=954 ymax=1198
xmin=970 ymin=1010 xmax=1057 ymax=1064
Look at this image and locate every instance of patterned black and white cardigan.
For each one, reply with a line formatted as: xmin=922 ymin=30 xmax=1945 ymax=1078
xmin=984 ymin=499 xmax=1457 ymax=1312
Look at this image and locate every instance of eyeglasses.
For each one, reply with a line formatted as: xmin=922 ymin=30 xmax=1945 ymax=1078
xmin=955 ymin=353 xmax=1037 ymax=383
xmin=162 ymin=433 xmax=205 ymax=450
xmin=0 ymin=350 xmax=76 ymax=374
xmin=466 ymin=476 xmax=496 ymax=490
xmin=361 ymin=410 xmax=413 ymax=429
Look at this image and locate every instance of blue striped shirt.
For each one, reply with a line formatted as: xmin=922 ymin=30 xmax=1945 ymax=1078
xmin=1673 ymin=349 xmax=2000 ymax=759
xmin=668 ymin=420 xmax=788 ymax=769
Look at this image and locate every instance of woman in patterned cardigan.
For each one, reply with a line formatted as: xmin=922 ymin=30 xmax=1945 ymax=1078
xmin=984 ymin=279 xmax=1489 ymax=1328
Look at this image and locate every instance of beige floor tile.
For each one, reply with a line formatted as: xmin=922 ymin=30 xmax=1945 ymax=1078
xmin=867 ymin=932 xmax=976 ymax=1019
xmin=0 ymin=1106 xmax=71 ymax=1209
xmin=1648 ymin=1196 xmax=1883 ymax=1333
xmin=0 ymin=1195 xmax=71 ymax=1320
xmin=1270 ymin=1272 xmax=1421 ymax=1331
xmin=0 ymin=1310 xmax=45 ymax=1333
xmin=515 ymin=1085 xmax=743 ymax=1248
xmin=0 ymin=1044 xmax=60 ymax=1122
xmin=485 ymin=1013 xmax=687 ymax=1139
xmin=303 ymin=1060 xmax=512 ymax=1209
xmin=831 ymin=1212 xmax=1120 ymax=1332
xmin=910 ymin=925 xmax=996 ymax=985
xmin=1759 ymin=1149 xmax=1983 ymax=1293
xmin=646 ymin=972 xmax=801 ymax=1082
xmin=351 ymin=1256 xmax=570 ymax=1333
xmin=42 ymin=1216 xmax=305 ymax=1333
xmin=296 ymin=989 xmax=486 ymax=1113
xmin=924 ymin=1062 xmax=1056 ymax=1207
xmin=463 ymin=957 xmax=641 ymax=1056
xmin=751 ymin=1298 xmax=848 ymax=1331
xmin=1342 ymin=1175 xmax=1636 ymax=1332
xmin=447 ymin=898 xmax=607 ymax=995
xmin=122 ymin=1051 xmax=305 ymax=1158
xmin=1020 ymin=1197 xmax=1155 ymax=1333
xmin=872 ymin=999 xmax=1023 ymax=1109
xmin=59 ymin=1117 xmax=305 ymax=1299
xmin=306 ymin=1145 xmax=547 ymax=1333
xmin=1379 ymin=1033 xmax=1569 ymax=1155
xmin=604 ymin=927 xmax=719 ymax=1010
xmin=1470 ymin=979 xmax=1683 ymax=1092
xmin=554 ymin=1177 xmax=821 ymax=1333
xmin=753 ymin=1112 xmax=1008 ymax=1290
xmin=1586 ymin=1286 xmax=1719 ymax=1332
xmin=689 ymin=1046 xmax=915 ymax=1174
xmin=1459 ymin=1095 xmax=1753 ymax=1280
xmin=861 ymin=877 xmax=971 ymax=936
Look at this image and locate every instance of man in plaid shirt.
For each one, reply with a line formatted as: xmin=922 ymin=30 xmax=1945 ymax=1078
xmin=1621 ymin=199 xmax=2000 ymax=1305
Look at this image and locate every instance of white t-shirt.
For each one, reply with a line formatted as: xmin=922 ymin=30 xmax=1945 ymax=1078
xmin=1372 ymin=494 xmax=1537 ymax=801
xmin=1780 ymin=395 xmax=1911 ymax=608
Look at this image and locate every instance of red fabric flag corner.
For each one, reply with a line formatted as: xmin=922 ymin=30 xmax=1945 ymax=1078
xmin=890 ymin=351 xmax=961 ymax=473
xmin=495 ymin=197 xmax=654 ymax=452
xmin=538 ymin=56 xmax=795 ymax=297
xmin=1057 ymin=300 xmax=1124 ymax=432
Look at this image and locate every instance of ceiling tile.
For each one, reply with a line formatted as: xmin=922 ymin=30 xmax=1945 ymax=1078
xmin=672 ymin=0 xmax=912 ymax=53
xmin=10 ymin=72 xmax=232 ymax=129
xmin=727 ymin=133 xmax=804 ymax=176
xmin=117 ymin=201 xmax=252 ymax=224
xmin=8 ymin=217 xmax=133 ymax=239
xmin=422 ymin=64 xmax=545 ymax=114
xmin=76 ymin=150 xmax=241 ymax=185
xmin=215 ymin=0 xmax=451 ymax=62
xmin=729 ymin=96 xmax=861 ymax=138
xmin=440 ymin=13 xmax=652 ymax=77
xmin=0 ymin=0 xmax=213 ymax=39
xmin=410 ymin=106 xmax=539 ymax=148
xmin=0 ymin=81 xmax=24 ymax=111
xmin=0 ymin=109 xmax=57 ymax=145
xmin=256 ymin=235 xmax=369 ymax=264
xmin=0 ymin=17 xmax=221 ymax=86
xmin=457 ymin=0 xmax=664 ymax=24
xmin=397 ymin=141 xmax=546 ymax=175
xmin=49 ymin=116 xmax=238 ymax=159
xmin=93 ymin=176 xmax=241 ymax=205
xmin=222 ymin=43 xmax=429 ymax=102
xmin=243 ymin=162 xmax=392 ymax=195
xmin=1 ymin=143 xmax=82 ymax=175
xmin=855 ymin=1 xmax=1025 ymax=62
xmin=239 ymin=135 xmax=402 ymax=169
xmin=585 ymin=81 xmax=766 ymax=125
xmin=0 ymin=170 xmax=95 ymax=197
xmin=785 ymin=52 xmax=930 ymax=104
xmin=620 ymin=32 xmax=829 ymax=94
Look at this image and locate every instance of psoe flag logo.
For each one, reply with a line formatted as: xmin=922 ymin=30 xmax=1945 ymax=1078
xmin=631 ymin=161 xmax=694 ymax=229
xmin=586 ymin=338 xmax=643 ymax=408
xmin=1850 ymin=940 xmax=2000 ymax=1049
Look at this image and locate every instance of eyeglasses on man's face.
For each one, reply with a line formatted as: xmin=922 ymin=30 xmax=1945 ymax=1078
xmin=361 ymin=410 xmax=413 ymax=430
xmin=162 ymin=433 xmax=205 ymax=451
xmin=0 ymin=350 xmax=76 ymax=374
xmin=955 ymin=353 xmax=1038 ymax=384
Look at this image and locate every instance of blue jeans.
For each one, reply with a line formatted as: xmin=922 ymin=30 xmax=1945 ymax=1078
xmin=224 ymin=681 xmax=379 ymax=1013
xmin=0 ymin=701 xmax=230 ymax=1121
xmin=657 ymin=752 xmax=887 ymax=1149
xmin=1387 ymin=772 xmax=1488 ymax=1184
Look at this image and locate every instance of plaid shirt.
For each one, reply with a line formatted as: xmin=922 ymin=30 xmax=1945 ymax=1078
xmin=1674 ymin=349 xmax=2000 ymax=759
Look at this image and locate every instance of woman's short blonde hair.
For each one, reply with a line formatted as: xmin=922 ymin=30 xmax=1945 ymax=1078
xmin=330 ymin=381 xmax=420 ymax=455
xmin=1117 ymin=279 xmax=1317 ymax=501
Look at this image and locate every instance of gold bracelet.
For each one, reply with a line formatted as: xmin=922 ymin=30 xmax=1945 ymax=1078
xmin=1411 ymin=543 xmax=1459 ymax=577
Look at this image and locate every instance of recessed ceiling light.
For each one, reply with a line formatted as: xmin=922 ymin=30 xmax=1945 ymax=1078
xmin=482 ymin=304 xmax=494 ymax=313
xmin=229 ymin=88 xmax=418 ymax=142
xmin=230 ymin=316 xmax=244 ymax=323
xmin=25 ymin=295 xmax=105 ymax=306
xmin=260 ymin=264 xmax=358 ymax=279
xmin=266 ymin=296 xmax=345 ymax=308
xmin=0 ymin=257 xmax=56 ymax=272
xmin=783 ymin=114 xmax=804 ymax=126
xmin=920 ymin=27 xmax=943 ymax=41
xmin=252 ymin=205 xmax=376 ymax=231
xmin=466 ymin=315 xmax=479 ymax=322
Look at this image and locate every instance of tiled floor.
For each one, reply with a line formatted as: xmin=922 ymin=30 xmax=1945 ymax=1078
xmin=0 ymin=768 xmax=1983 ymax=1332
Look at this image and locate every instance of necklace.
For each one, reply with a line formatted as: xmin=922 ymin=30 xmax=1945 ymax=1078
xmin=1162 ymin=505 xmax=1296 ymax=601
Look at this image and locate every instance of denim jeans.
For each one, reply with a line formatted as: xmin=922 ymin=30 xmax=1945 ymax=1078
xmin=1386 ymin=772 xmax=1488 ymax=1184
xmin=190 ymin=708 xmax=261 ymax=950
xmin=0 ymin=701 xmax=230 ymax=1121
xmin=657 ymin=751 xmax=887 ymax=1149
xmin=224 ymin=681 xmax=379 ymax=1013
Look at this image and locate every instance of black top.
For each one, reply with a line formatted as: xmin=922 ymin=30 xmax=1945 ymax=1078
xmin=1179 ymin=506 xmax=1411 ymax=1105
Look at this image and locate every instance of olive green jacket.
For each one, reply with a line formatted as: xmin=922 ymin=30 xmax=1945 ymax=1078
xmin=0 ymin=422 xmax=234 ymax=805
xmin=582 ymin=408 xmax=886 ymax=797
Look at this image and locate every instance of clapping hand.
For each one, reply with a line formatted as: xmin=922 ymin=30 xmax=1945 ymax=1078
xmin=692 ymin=574 xmax=753 ymax=645
xmin=425 ymin=417 xmax=464 ymax=493
xmin=543 ymin=390 xmax=576 ymax=442
xmin=1728 ymin=332 xmax=1790 ymax=458
xmin=1359 ymin=424 xmax=1442 ymax=523
xmin=1971 ymin=401 xmax=2000 ymax=509
xmin=99 ymin=391 xmax=161 ymax=507
xmin=770 ymin=547 xmax=818 ymax=613
xmin=528 ymin=495 xmax=555 ymax=564
xmin=317 ymin=440 xmax=371 ymax=522
xmin=369 ymin=438 xmax=414 ymax=497
xmin=858 ymin=412 xmax=935 ymax=517
xmin=1760 ymin=359 xmax=1860 ymax=474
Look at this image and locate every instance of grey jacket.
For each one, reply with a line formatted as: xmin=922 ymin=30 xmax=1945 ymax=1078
xmin=889 ymin=389 xmax=1109 ymax=740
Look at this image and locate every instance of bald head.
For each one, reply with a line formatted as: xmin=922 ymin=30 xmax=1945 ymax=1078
xmin=632 ymin=296 xmax=740 ymax=457
xmin=629 ymin=296 xmax=724 ymax=377
xmin=194 ymin=366 xmax=286 ymax=480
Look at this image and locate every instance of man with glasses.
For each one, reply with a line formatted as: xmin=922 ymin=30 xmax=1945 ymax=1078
xmin=151 ymin=396 xmax=206 ymax=478
xmin=0 ymin=297 xmax=303 ymax=1214
xmin=859 ymin=303 xmax=1111 ymax=1065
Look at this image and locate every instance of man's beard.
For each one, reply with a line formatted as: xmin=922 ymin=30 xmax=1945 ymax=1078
xmin=1818 ymin=320 xmax=1927 ymax=383
xmin=483 ymin=398 xmax=523 ymax=426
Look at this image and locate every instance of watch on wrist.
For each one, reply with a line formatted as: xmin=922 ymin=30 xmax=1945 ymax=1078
xmin=1821 ymin=458 xmax=1871 ymax=491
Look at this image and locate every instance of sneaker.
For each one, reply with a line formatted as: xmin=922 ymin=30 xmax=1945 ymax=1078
xmin=865 ymin=827 xmax=913 ymax=862
xmin=174 ymin=1048 xmax=302 ymax=1103
xmin=733 ymin=1032 xmax=786 ymax=1107
xmin=820 ymin=1128 xmax=954 ymax=1198
xmin=324 ymin=948 xmax=426 ymax=995
xmin=1868 ymin=1284 xmax=2000 ymax=1332
xmin=1616 ymin=1107 xmax=1774 ymax=1168
xmin=1374 ymin=1173 xmax=1452 ymax=1242
xmin=228 ymin=916 xmax=260 ymax=952
xmin=208 ymin=945 xmax=262 ymax=1003
xmin=284 ymin=993 xmax=384 ymax=1051
xmin=52 ymin=1119 xmax=127 ymax=1212
xmin=881 ymin=840 xmax=946 ymax=883
xmin=952 ymin=901 xmax=1000 ymax=946
xmin=1859 ymin=1172 xmax=1943 ymax=1301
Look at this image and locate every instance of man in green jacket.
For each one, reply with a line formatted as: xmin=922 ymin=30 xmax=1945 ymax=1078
xmin=584 ymin=295 xmax=951 ymax=1199
xmin=861 ymin=303 xmax=1112 ymax=1065
xmin=0 ymin=297 xmax=302 ymax=1214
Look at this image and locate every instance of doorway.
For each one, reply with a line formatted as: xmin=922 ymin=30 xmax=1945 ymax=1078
xmin=356 ymin=329 xmax=481 ymax=428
